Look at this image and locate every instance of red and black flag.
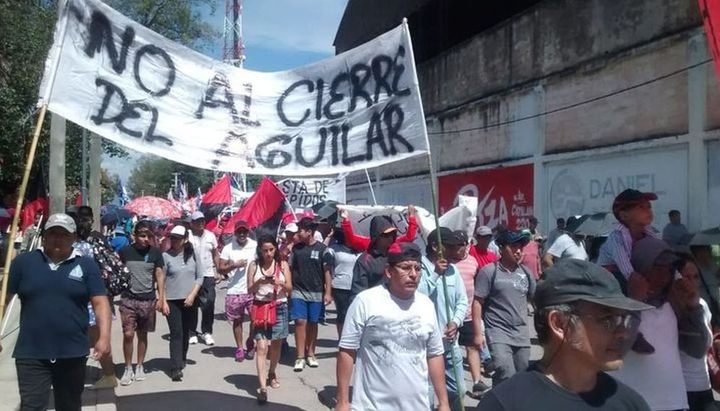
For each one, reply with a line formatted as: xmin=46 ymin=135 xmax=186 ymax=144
xmin=223 ymin=177 xmax=287 ymax=239
xmin=200 ymin=174 xmax=232 ymax=222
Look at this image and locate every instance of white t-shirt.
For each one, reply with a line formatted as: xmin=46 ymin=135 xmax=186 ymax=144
xmin=610 ymin=302 xmax=688 ymax=410
xmin=547 ymin=234 xmax=588 ymax=261
xmin=680 ymin=299 xmax=713 ymax=392
xmin=189 ymin=229 xmax=218 ymax=278
xmin=220 ymin=238 xmax=257 ymax=295
xmin=339 ymin=285 xmax=444 ymax=411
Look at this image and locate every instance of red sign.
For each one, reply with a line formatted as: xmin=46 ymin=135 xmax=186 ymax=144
xmin=700 ymin=0 xmax=720 ymax=85
xmin=439 ymin=164 xmax=534 ymax=230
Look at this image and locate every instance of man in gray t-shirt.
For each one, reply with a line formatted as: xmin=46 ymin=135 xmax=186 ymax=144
xmin=473 ymin=230 xmax=535 ymax=386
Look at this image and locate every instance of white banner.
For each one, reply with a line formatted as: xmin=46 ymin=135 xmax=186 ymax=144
xmin=39 ymin=0 xmax=429 ymax=176
xmin=279 ymin=176 xmax=346 ymax=208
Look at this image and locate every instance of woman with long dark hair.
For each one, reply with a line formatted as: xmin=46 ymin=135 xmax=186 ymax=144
xmin=162 ymin=225 xmax=202 ymax=381
xmin=246 ymin=235 xmax=292 ymax=403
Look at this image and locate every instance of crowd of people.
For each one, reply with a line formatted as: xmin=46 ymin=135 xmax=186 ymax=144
xmin=2 ymin=187 xmax=720 ymax=410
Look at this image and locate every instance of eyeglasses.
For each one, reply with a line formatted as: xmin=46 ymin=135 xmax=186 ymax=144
xmin=572 ymin=312 xmax=640 ymax=332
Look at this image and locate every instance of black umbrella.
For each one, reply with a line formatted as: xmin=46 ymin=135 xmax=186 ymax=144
xmin=565 ymin=212 xmax=618 ymax=237
xmin=311 ymin=201 xmax=339 ymax=224
xmin=100 ymin=208 xmax=132 ymax=226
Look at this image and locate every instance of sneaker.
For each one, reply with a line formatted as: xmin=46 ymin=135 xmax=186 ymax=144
xmin=90 ymin=374 xmax=118 ymax=390
xmin=170 ymin=369 xmax=183 ymax=382
xmin=189 ymin=335 xmax=198 ymax=345
xmin=293 ymin=358 xmax=305 ymax=372
xmin=306 ymin=356 xmax=319 ymax=368
xmin=245 ymin=348 xmax=256 ymax=360
xmin=467 ymin=380 xmax=491 ymax=399
xmin=120 ymin=368 xmax=134 ymax=386
xmin=235 ymin=348 xmax=245 ymax=362
xmin=135 ymin=364 xmax=146 ymax=381
xmin=203 ymin=333 xmax=215 ymax=346
xmin=481 ymin=360 xmax=496 ymax=379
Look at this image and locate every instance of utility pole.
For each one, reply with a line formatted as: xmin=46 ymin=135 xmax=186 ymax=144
xmin=81 ymin=130 xmax=88 ymax=205
xmin=89 ymin=133 xmax=101 ymax=231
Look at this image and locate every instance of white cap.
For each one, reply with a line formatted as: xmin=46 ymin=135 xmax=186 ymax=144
xmin=170 ymin=225 xmax=187 ymax=236
xmin=191 ymin=211 xmax=205 ymax=221
xmin=475 ymin=226 xmax=492 ymax=236
xmin=45 ymin=213 xmax=76 ymax=233
xmin=285 ymin=223 xmax=298 ymax=233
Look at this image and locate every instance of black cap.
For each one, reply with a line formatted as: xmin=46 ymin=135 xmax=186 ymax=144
xmin=387 ymin=242 xmax=422 ymax=265
xmin=453 ymin=230 xmax=469 ymax=245
xmin=612 ymin=189 xmax=658 ymax=219
xmin=428 ymin=227 xmax=464 ymax=246
xmin=536 ymin=259 xmax=653 ymax=311
xmin=495 ymin=230 xmax=530 ymax=247
xmin=298 ymin=217 xmax=317 ymax=231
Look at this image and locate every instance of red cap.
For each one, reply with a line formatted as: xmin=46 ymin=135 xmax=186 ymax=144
xmin=234 ymin=220 xmax=250 ymax=232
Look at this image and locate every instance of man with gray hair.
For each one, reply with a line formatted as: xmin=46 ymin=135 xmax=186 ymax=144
xmin=479 ymin=259 xmax=651 ymax=410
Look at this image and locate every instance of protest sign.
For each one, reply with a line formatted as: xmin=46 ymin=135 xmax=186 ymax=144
xmin=39 ymin=0 xmax=429 ymax=176
xmin=279 ymin=177 xmax=346 ymax=208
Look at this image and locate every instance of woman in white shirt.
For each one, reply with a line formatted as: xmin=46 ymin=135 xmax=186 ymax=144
xmin=675 ymin=255 xmax=718 ymax=411
xmin=246 ymin=235 xmax=292 ymax=404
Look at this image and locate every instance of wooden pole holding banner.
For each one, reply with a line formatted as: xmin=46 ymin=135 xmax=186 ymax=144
xmin=0 ymin=1 xmax=69 ymax=321
xmin=0 ymin=104 xmax=50 ymax=321
xmin=402 ymin=18 xmax=465 ymax=410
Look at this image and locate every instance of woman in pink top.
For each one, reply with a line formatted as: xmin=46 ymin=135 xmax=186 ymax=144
xmin=246 ymin=235 xmax=292 ymax=404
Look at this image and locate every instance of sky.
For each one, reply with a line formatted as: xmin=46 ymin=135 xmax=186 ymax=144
xmin=103 ymin=0 xmax=348 ymax=183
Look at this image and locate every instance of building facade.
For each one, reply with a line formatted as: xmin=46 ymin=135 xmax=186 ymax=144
xmin=335 ymin=0 xmax=718 ymax=234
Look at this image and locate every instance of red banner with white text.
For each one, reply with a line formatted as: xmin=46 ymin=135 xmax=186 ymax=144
xmin=439 ymin=164 xmax=534 ymax=231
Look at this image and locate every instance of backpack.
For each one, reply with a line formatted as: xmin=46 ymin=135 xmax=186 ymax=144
xmin=88 ymin=235 xmax=131 ymax=296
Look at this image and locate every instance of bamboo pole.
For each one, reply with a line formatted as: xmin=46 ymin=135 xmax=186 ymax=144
xmin=0 ymin=104 xmax=50 ymax=320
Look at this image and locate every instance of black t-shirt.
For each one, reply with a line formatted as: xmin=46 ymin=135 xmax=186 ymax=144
xmin=479 ymin=368 xmax=650 ymax=411
xmin=119 ymin=244 xmax=164 ymax=300
xmin=290 ymin=241 xmax=331 ymax=301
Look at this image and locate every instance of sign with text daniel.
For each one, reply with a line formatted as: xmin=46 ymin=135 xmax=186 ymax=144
xmin=546 ymin=146 xmax=687 ymax=228
xmin=438 ymin=164 xmax=534 ymax=230
xmin=39 ymin=0 xmax=428 ymax=176
xmin=279 ymin=177 xmax=346 ymax=209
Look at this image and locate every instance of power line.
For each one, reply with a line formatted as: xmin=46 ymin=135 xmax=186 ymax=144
xmin=427 ymin=58 xmax=713 ymax=136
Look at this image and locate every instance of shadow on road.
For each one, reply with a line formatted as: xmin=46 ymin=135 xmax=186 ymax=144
xmin=224 ymin=373 xmax=261 ymax=397
xmin=117 ymin=389 xmax=305 ymax=411
xmin=201 ymin=346 xmax=237 ymax=358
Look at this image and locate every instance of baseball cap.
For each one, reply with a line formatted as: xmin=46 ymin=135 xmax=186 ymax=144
xmin=170 ymin=225 xmax=187 ymax=236
xmin=369 ymin=215 xmax=397 ymax=237
xmin=612 ymin=189 xmax=658 ymax=219
xmin=535 ymin=259 xmax=653 ymax=311
xmin=631 ymin=237 xmax=679 ymax=275
xmin=453 ymin=230 xmax=469 ymax=245
xmin=495 ymin=230 xmax=530 ymax=247
xmin=45 ymin=213 xmax=76 ymax=233
xmin=475 ymin=226 xmax=492 ymax=236
xmin=387 ymin=242 xmax=422 ymax=265
xmin=234 ymin=220 xmax=250 ymax=232
xmin=428 ymin=227 xmax=464 ymax=247
xmin=191 ymin=211 xmax=205 ymax=221
xmin=285 ymin=223 xmax=299 ymax=233
xmin=298 ymin=217 xmax=317 ymax=231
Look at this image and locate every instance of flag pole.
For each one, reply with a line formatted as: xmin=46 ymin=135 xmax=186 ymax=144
xmin=0 ymin=0 xmax=70 ymax=321
xmin=0 ymin=104 xmax=50 ymax=320
xmin=364 ymin=169 xmax=378 ymax=206
xmin=402 ymin=18 xmax=465 ymax=410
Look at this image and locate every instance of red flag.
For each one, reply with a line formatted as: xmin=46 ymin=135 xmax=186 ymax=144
xmin=223 ymin=178 xmax=287 ymax=237
xmin=21 ymin=198 xmax=49 ymax=230
xmin=200 ymin=174 xmax=232 ymax=221
xmin=700 ymin=0 xmax=720 ymax=82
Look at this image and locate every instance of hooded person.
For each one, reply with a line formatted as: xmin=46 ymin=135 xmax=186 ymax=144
xmin=339 ymin=205 xmax=418 ymax=253
xmin=349 ymin=215 xmax=399 ymax=301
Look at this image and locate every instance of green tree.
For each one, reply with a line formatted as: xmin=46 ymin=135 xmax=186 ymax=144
xmin=127 ymin=156 xmax=215 ymax=198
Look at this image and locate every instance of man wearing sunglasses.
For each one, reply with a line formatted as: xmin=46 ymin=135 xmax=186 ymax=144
xmin=479 ymin=259 xmax=652 ymax=410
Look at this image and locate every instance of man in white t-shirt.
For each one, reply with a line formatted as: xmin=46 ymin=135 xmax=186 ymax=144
xmin=609 ymin=237 xmax=688 ymax=411
xmin=188 ymin=211 xmax=219 ymax=346
xmin=542 ymin=233 xmax=588 ymax=270
xmin=336 ymin=242 xmax=450 ymax=411
xmin=218 ymin=220 xmax=257 ymax=362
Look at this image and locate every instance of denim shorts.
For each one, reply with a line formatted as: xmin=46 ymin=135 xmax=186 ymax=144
xmin=290 ymin=298 xmax=323 ymax=323
xmin=254 ymin=301 xmax=289 ymax=341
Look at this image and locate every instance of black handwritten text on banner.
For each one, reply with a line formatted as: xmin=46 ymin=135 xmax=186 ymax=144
xmin=39 ymin=0 xmax=428 ymax=175
xmin=279 ymin=178 xmax=346 ymax=209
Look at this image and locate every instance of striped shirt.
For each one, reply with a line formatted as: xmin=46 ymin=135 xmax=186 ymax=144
xmin=597 ymin=224 xmax=659 ymax=278
xmin=454 ymin=253 xmax=479 ymax=322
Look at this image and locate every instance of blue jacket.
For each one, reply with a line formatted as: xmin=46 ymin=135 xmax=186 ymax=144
xmin=418 ymin=256 xmax=468 ymax=348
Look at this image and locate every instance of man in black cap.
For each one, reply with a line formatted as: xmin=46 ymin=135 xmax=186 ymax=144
xmin=349 ymin=215 xmax=398 ymax=300
xmin=478 ymin=259 xmax=652 ymax=410
xmin=472 ymin=230 xmax=536 ymax=385
xmin=336 ymin=242 xmax=450 ymax=411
